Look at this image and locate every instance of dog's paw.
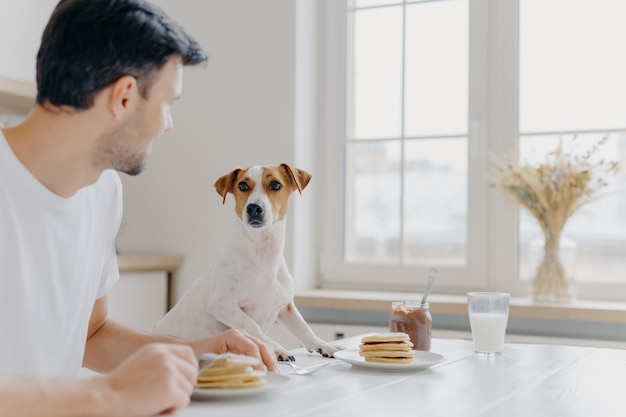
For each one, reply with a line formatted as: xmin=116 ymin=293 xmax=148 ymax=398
xmin=306 ymin=339 xmax=346 ymax=358
xmin=275 ymin=346 xmax=295 ymax=362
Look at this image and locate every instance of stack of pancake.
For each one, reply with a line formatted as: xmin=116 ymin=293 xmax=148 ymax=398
xmin=196 ymin=354 xmax=266 ymax=389
xmin=359 ymin=333 xmax=415 ymax=364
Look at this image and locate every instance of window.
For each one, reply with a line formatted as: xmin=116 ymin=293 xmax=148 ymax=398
xmin=320 ymin=0 xmax=626 ymax=300
xmin=517 ymin=0 xmax=626 ymax=294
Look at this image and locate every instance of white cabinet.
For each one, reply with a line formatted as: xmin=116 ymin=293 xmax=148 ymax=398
xmin=108 ymin=254 xmax=183 ymax=332
xmin=107 ymin=272 xmax=168 ymax=333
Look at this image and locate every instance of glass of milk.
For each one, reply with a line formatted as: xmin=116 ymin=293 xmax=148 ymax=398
xmin=467 ymin=292 xmax=510 ymax=356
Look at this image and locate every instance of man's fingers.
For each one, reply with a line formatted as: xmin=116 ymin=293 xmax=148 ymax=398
xmin=237 ymin=331 xmax=278 ymax=372
xmin=171 ymin=347 xmax=199 ymax=385
xmin=168 ymin=343 xmax=198 ymax=366
xmin=150 ymin=344 xmax=197 ymax=390
xmin=256 ymin=341 xmax=278 ymax=372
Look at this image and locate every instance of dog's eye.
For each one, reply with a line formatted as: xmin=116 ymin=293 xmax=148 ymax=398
xmin=238 ymin=182 xmax=249 ymax=192
xmin=269 ymin=181 xmax=282 ymax=191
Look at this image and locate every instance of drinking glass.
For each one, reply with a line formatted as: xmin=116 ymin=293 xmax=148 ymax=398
xmin=467 ymin=292 xmax=510 ymax=356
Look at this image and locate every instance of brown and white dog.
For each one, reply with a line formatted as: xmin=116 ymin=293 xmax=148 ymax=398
xmin=153 ymin=164 xmax=343 ymax=361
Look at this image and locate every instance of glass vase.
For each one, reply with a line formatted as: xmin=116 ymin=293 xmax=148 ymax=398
xmin=528 ymin=234 xmax=576 ymax=302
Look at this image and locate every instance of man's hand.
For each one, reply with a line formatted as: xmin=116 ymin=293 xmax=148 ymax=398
xmin=190 ymin=329 xmax=278 ymax=372
xmin=102 ymin=343 xmax=198 ymax=416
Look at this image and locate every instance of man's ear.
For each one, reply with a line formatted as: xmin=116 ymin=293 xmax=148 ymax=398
xmin=108 ymin=75 xmax=139 ymax=118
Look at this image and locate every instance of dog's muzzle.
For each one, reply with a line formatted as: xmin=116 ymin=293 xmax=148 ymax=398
xmin=246 ymin=203 xmax=265 ymax=227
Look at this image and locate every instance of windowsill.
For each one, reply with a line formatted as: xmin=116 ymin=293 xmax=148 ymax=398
xmin=294 ymin=289 xmax=626 ymax=324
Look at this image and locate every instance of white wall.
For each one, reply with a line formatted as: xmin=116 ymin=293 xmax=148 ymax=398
xmin=118 ymin=0 xmax=320 ymax=299
xmin=1 ymin=0 xmax=321 ymax=301
xmin=0 ymin=0 xmax=57 ymax=82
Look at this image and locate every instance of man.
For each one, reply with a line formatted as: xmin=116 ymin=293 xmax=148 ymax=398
xmin=0 ymin=0 xmax=277 ymax=415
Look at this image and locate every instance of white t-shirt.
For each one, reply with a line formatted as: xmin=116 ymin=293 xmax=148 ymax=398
xmin=0 ymin=129 xmax=122 ymax=377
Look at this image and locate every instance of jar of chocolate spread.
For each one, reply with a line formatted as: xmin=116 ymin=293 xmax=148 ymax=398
xmin=389 ymin=301 xmax=432 ymax=351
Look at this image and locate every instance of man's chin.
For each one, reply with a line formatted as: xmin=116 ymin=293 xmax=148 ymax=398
xmin=120 ymin=161 xmax=146 ymax=176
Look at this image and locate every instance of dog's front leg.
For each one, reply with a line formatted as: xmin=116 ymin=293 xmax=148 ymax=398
xmin=213 ymin=307 xmax=295 ymax=362
xmin=278 ymin=303 xmax=345 ymax=358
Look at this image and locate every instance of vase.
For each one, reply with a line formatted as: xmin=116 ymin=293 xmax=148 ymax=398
xmin=528 ymin=234 xmax=577 ymax=302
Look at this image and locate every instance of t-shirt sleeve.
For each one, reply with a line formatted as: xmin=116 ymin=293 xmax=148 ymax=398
xmin=97 ymin=250 xmax=120 ymax=298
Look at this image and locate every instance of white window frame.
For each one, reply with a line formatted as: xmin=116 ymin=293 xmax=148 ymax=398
xmin=318 ymin=0 xmax=626 ymax=301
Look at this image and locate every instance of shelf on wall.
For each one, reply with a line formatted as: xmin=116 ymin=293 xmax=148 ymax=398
xmin=0 ymin=77 xmax=36 ymax=113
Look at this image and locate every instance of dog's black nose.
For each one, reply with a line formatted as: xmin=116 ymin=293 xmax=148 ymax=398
xmin=246 ymin=203 xmax=264 ymax=219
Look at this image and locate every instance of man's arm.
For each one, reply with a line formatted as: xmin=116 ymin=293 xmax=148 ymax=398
xmin=0 ymin=376 xmax=112 ymax=417
xmin=0 ymin=343 xmax=197 ymax=417
xmin=84 ymin=296 xmax=278 ymax=372
xmin=0 ymin=298 xmax=197 ymax=417
xmin=83 ymin=296 xmax=178 ymax=372
xmin=0 ymin=296 xmax=279 ymax=417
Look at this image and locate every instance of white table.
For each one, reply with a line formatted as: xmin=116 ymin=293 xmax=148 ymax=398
xmin=176 ymin=335 xmax=625 ymax=417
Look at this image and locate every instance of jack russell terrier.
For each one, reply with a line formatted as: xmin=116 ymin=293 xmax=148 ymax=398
xmin=153 ymin=163 xmax=343 ymax=361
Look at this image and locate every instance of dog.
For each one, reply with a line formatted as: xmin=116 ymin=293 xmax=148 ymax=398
xmin=153 ymin=163 xmax=343 ymax=361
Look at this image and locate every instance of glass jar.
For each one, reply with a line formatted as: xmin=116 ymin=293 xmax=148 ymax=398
xmin=389 ymin=301 xmax=432 ymax=351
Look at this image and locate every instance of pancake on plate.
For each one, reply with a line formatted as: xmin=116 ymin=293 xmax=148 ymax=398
xmin=196 ymin=354 xmax=266 ymax=389
xmin=359 ymin=333 xmax=415 ymax=364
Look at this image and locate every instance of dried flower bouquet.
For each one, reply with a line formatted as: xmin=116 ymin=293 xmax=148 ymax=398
xmin=491 ymin=137 xmax=619 ymax=301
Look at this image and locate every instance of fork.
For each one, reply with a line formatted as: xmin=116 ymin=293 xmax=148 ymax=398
xmin=198 ymin=353 xmax=221 ymax=373
xmin=279 ymin=361 xmax=341 ymax=375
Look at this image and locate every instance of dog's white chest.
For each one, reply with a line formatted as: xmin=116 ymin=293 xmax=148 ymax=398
xmin=214 ymin=253 xmax=293 ymax=328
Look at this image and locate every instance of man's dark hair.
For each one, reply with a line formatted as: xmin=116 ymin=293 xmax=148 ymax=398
xmin=36 ymin=0 xmax=208 ymax=109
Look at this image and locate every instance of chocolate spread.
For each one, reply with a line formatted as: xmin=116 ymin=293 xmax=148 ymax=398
xmin=389 ymin=301 xmax=432 ymax=351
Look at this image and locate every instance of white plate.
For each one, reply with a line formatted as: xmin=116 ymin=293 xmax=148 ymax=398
xmin=333 ymin=349 xmax=446 ymax=371
xmin=191 ymin=373 xmax=289 ymax=400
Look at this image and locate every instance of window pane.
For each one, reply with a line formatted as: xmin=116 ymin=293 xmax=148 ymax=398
xmin=520 ymin=0 xmax=626 ymax=132
xmin=518 ymin=133 xmax=626 ymax=283
xmin=348 ymin=6 xmax=403 ymax=139
xmin=405 ymin=0 xmax=468 ymax=137
xmin=404 ymin=138 xmax=467 ymax=265
xmin=351 ymin=0 xmax=400 ymax=8
xmin=345 ymin=141 xmax=401 ymax=263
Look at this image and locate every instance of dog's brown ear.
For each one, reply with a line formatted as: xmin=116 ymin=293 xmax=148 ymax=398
xmin=214 ymin=168 xmax=241 ymax=204
xmin=280 ymin=163 xmax=312 ymax=194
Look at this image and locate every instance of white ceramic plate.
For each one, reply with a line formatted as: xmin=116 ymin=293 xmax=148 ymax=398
xmin=333 ymin=349 xmax=446 ymax=371
xmin=191 ymin=373 xmax=289 ymax=400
